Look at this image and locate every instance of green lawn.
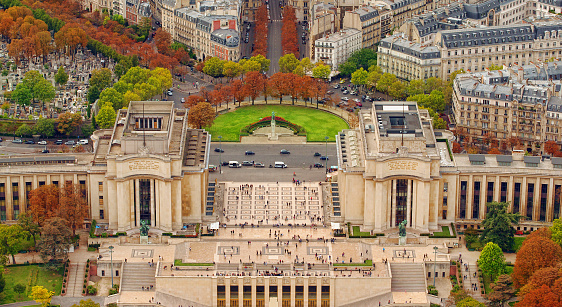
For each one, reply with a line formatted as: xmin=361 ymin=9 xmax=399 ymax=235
xmin=333 ymin=260 xmax=373 ymax=267
xmin=1 ymin=265 xmax=63 ymax=304
xmin=512 ymin=237 xmax=526 ymax=252
xmin=352 ymin=226 xmax=370 ymax=236
xmin=432 ymin=226 xmax=451 ymax=236
xmin=174 ymin=259 xmax=214 ymax=266
xmin=208 ymin=105 xmax=349 ymax=142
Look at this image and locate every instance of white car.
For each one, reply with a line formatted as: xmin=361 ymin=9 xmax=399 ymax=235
xmin=78 ymin=139 xmax=89 ymax=145
xmin=37 ymin=140 xmax=47 ymax=145
xmin=341 ymin=97 xmax=349 ymax=101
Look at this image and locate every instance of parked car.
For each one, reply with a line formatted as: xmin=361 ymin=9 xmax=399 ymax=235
xmin=221 ymin=161 xmax=229 ymax=166
xmin=341 ymin=97 xmax=349 ymax=101
xmin=254 ymin=162 xmax=265 ymax=168
xmin=65 ymin=140 xmax=76 ymax=146
xmin=25 ymin=140 xmax=35 ymax=144
xmin=313 ymin=152 xmax=321 ymax=157
xmin=342 ymin=90 xmax=349 ymax=95
xmin=208 ymin=165 xmax=217 ymax=172
xmin=320 ymin=156 xmax=329 ymax=160
xmin=350 ymin=90 xmax=358 ymax=95
xmin=41 ymin=149 xmax=49 ymax=153
xmin=38 ymin=140 xmax=47 ymax=145
xmin=333 ymin=84 xmax=340 ymax=89
xmin=280 ymin=149 xmax=290 ymax=154
xmin=326 ymin=90 xmax=334 ymax=95
xmin=78 ymin=139 xmax=89 ymax=145
xmin=0 ymin=137 xmax=3 ymax=142
xmin=314 ymin=163 xmax=323 ymax=168
xmin=214 ymin=148 xmax=224 ymax=152
xmin=245 ymin=150 xmax=255 ymax=155
xmin=355 ymin=101 xmax=363 ymax=107
xmin=12 ymin=139 xmax=23 ymax=144
xmin=242 ymin=161 xmax=254 ymax=166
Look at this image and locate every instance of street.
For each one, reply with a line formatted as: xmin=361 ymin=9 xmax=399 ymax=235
xmin=267 ymin=0 xmax=284 ymax=75
xmin=297 ymin=21 xmax=309 ymax=59
xmin=208 ymin=143 xmax=337 ymax=182
xmin=240 ymin=22 xmax=255 ymax=59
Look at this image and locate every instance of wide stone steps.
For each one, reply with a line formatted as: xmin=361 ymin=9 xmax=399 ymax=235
xmin=390 ymin=263 xmax=426 ymax=292
xmin=66 ymin=263 xmax=86 ymax=297
xmin=121 ymin=263 xmax=156 ymax=292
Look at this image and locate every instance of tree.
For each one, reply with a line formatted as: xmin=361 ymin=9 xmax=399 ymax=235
xmin=71 ymin=299 xmax=101 ymax=307
xmin=552 ymin=218 xmax=562 ymax=247
xmin=15 ymin=123 xmax=32 ymax=137
xmin=223 ymin=61 xmax=241 ymax=80
xmin=244 ymin=71 xmax=266 ymax=105
xmin=202 ymin=57 xmax=224 ymax=77
xmin=99 ymin=88 xmax=125 ymax=110
xmin=231 ymin=80 xmax=247 ymax=106
xmin=480 ymin=202 xmax=521 ymax=251
xmin=29 ymin=184 xmax=60 ymax=226
xmin=312 ymin=63 xmax=331 ymax=80
xmin=59 ymin=184 xmax=88 ymax=236
xmin=350 ymin=68 xmax=368 ymax=92
xmin=0 ymin=224 xmax=27 ymax=264
xmin=279 ymin=54 xmax=300 ymax=73
xmin=268 ymin=73 xmax=288 ymax=104
xmin=281 ymin=6 xmax=298 ymax=55
xmin=516 ymin=284 xmax=562 ymax=307
xmin=338 ymin=61 xmax=357 ymax=77
xmin=545 ymin=140 xmax=560 ymax=156
xmin=56 ymin=112 xmax=83 ymax=136
xmin=487 ymin=275 xmax=516 ymax=307
xmin=388 ymin=81 xmax=407 ymax=99
xmin=250 ymin=54 xmax=271 ymax=73
xmin=0 ymin=267 xmax=4 ymax=293
xmin=512 ymin=235 xmax=562 ymax=288
xmin=185 ymin=95 xmax=205 ymax=109
xmin=11 ymin=83 xmax=32 ymax=106
xmin=89 ymin=68 xmax=113 ymax=91
xmin=34 ymin=78 xmax=55 ymax=108
xmin=456 ymin=297 xmax=485 ymax=307
xmin=54 ymin=66 xmax=68 ymax=88
xmin=520 ymin=267 xmax=562 ymax=297
xmin=17 ymin=212 xmax=39 ymax=247
xmin=33 ymin=118 xmax=55 ymax=138
xmin=478 ymin=242 xmax=506 ymax=281
xmin=37 ymin=217 xmax=73 ymax=266
xmin=433 ymin=116 xmax=447 ymax=129
xmin=153 ymin=28 xmax=171 ymax=55
xmin=188 ymin=102 xmax=215 ymax=129
xmin=347 ymin=48 xmax=377 ymax=70
xmin=96 ymin=104 xmax=117 ymax=129
xmin=376 ymin=73 xmax=397 ymax=93
xmin=407 ymin=79 xmax=425 ymax=96
xmin=489 ymin=64 xmax=503 ymax=71
xmin=29 ymin=285 xmax=54 ymax=307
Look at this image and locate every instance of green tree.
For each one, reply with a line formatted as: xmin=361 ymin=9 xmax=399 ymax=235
xmin=202 ymin=57 xmax=224 ymax=77
xmin=486 ymin=275 xmax=516 ymax=307
xmin=551 ymin=218 xmax=562 ymax=247
xmin=81 ymin=123 xmax=95 ymax=138
xmin=71 ymin=299 xmax=100 ymax=307
xmin=433 ymin=115 xmax=447 ymax=129
xmin=338 ymin=61 xmax=357 ymax=77
xmin=407 ymin=79 xmax=425 ymax=96
xmin=312 ymin=63 xmax=331 ymax=80
xmin=17 ymin=212 xmax=40 ymax=247
xmin=376 ymin=73 xmax=397 ymax=93
xmin=347 ymin=48 xmax=377 ymax=70
xmin=279 ymin=53 xmax=300 ymax=73
xmin=54 ymin=66 xmax=68 ymax=88
xmin=89 ymin=68 xmax=113 ymax=91
xmin=250 ymin=54 xmax=271 ymax=73
xmin=33 ymin=118 xmax=55 ymax=138
xmin=0 ymin=268 xmax=4 ymax=293
xmin=223 ymin=61 xmax=242 ymax=79
xmin=99 ymin=88 xmax=125 ymax=110
xmin=388 ymin=81 xmax=407 ymax=99
xmin=366 ymin=70 xmax=381 ymax=90
xmin=86 ymin=86 xmax=102 ymax=105
xmin=123 ymin=91 xmax=141 ymax=107
xmin=480 ymin=201 xmax=522 ymax=251
xmin=15 ymin=124 xmax=33 ymax=137
xmin=298 ymin=57 xmax=314 ymax=75
xmin=456 ymin=297 xmax=485 ymax=307
xmin=11 ymin=83 xmax=32 ymax=106
xmin=479 ymin=242 xmax=506 ymax=281
xmin=34 ymin=78 xmax=55 ymax=108
xmin=241 ymin=59 xmax=261 ymax=73
xmin=56 ymin=112 xmax=83 ymax=136
xmin=425 ymin=77 xmax=444 ymax=93
xmin=96 ymin=104 xmax=117 ymax=129
xmin=350 ymin=68 xmax=369 ymax=91
xmin=489 ymin=65 xmax=503 ymax=71
xmin=0 ymin=224 xmax=27 ymax=264
xmin=37 ymin=217 xmax=73 ymax=266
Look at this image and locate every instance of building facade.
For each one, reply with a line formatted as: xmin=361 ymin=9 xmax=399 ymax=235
xmin=342 ymin=6 xmax=384 ymax=50
xmin=314 ymin=28 xmax=361 ymax=70
xmin=0 ymin=102 xmax=210 ymax=231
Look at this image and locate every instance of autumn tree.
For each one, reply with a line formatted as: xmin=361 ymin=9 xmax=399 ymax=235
xmin=516 ymin=284 xmax=562 ymax=307
xmin=29 ymin=184 xmax=60 ymax=227
xmin=30 ymin=286 xmax=54 ymax=307
xmin=281 ymin=5 xmax=298 ymax=55
xmin=244 ymin=71 xmax=266 ymax=105
xmin=487 ymin=275 xmax=516 ymax=307
xmin=219 ymin=84 xmax=234 ymax=109
xmin=154 ymin=28 xmax=172 ymax=55
xmin=488 ymin=147 xmax=502 ymax=154
xmin=253 ymin=4 xmax=268 ymax=56
xmin=519 ymin=267 xmax=562 ymax=297
xmin=512 ymin=235 xmax=562 ymax=288
xmin=56 ymin=112 xmax=83 ymax=136
xmin=60 ymin=184 xmax=88 ymax=236
xmin=268 ymin=72 xmax=289 ymax=104
xmin=285 ymin=73 xmax=302 ymax=104
xmin=185 ymin=95 xmax=205 ymax=109
xmin=231 ymin=79 xmax=247 ymax=106
xmin=54 ymin=24 xmax=88 ymax=59
xmin=310 ymin=78 xmax=328 ymax=108
xmin=545 ymin=140 xmax=560 ymax=156
xmin=188 ymin=102 xmax=215 ymax=129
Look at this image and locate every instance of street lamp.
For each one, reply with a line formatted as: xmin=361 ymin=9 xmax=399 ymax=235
xmin=108 ymin=245 xmax=114 ymax=287
xmin=433 ymin=246 xmax=438 ymax=287
xmin=218 ymin=135 xmax=222 ymax=174
xmin=325 ymin=136 xmax=329 ymax=174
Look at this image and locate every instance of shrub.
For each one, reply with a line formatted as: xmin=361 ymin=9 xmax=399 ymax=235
xmin=87 ymin=285 xmax=98 ymax=295
xmin=13 ymin=283 xmax=25 ymax=293
xmin=90 ymin=220 xmax=97 ymax=238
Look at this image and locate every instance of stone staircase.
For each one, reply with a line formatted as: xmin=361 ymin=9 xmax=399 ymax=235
xmin=121 ymin=262 xmax=156 ymax=292
xmin=390 ymin=263 xmax=427 ymax=292
xmin=66 ymin=263 xmax=86 ymax=297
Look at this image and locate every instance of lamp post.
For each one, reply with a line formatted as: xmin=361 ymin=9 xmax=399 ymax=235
xmin=218 ymin=135 xmax=222 ymax=174
xmin=433 ymin=246 xmax=438 ymax=287
xmin=325 ymin=136 xmax=329 ymax=174
xmin=109 ymin=245 xmax=114 ymax=287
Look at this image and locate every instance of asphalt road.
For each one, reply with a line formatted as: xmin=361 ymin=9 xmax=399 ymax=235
xmin=241 ymin=22 xmax=255 ymax=59
xmin=267 ymin=0 xmax=283 ymax=75
xmin=297 ymin=21 xmax=309 ymax=59
xmin=208 ymin=143 xmax=337 ymax=182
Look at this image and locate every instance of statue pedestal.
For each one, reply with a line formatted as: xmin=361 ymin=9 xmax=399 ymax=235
xmin=140 ymin=235 xmax=149 ymax=244
xmin=399 ymin=236 xmax=406 ymax=246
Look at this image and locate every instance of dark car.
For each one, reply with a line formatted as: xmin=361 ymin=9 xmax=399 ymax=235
xmin=0 ymin=137 xmax=3 ymax=142
xmin=55 ymin=140 xmax=63 ymax=145
xmin=242 ymin=161 xmax=254 ymax=166
xmin=280 ymin=149 xmax=290 ymax=154
xmin=214 ymin=148 xmax=224 ymax=152
xmin=221 ymin=161 xmax=229 ymax=166
xmin=320 ymin=156 xmax=329 ymax=160
xmin=245 ymin=151 xmax=255 ymax=155
xmin=314 ymin=152 xmax=321 ymax=157
xmin=25 ymin=140 xmax=35 ymax=144
xmin=42 ymin=149 xmax=49 ymax=153
xmin=313 ymin=163 xmax=323 ymax=168
xmin=254 ymin=162 xmax=265 ymax=168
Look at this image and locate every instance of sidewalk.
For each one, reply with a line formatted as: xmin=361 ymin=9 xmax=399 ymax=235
xmin=0 ymin=301 xmax=38 ymax=307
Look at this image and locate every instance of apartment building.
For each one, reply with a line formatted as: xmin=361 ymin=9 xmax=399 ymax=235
xmin=314 ymin=28 xmax=361 ymax=70
xmin=452 ymin=68 xmax=562 ymax=151
xmin=125 ymin=0 xmax=152 ymax=24
xmin=398 ymin=2 xmax=465 ymax=44
xmin=308 ymin=3 xmax=337 ymax=60
xmin=377 ymin=34 xmax=442 ymax=80
xmin=343 ymin=6 xmax=383 ymax=50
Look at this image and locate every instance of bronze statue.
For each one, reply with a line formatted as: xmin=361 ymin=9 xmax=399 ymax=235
xmin=399 ymin=220 xmax=407 ymax=237
xmin=140 ymin=220 xmax=149 ymax=236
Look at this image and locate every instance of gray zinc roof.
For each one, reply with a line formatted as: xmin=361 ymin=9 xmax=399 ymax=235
xmin=439 ymin=25 xmax=533 ymax=49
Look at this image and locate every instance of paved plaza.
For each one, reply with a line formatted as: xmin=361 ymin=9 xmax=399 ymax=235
xmin=221 ymin=182 xmax=323 ymax=226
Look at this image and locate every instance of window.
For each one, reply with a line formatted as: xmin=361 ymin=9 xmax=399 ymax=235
xmin=513 ymin=182 xmax=521 ymax=214
xmin=473 ymin=181 xmax=481 ymax=219
xmin=540 ymin=184 xmax=547 ymax=221
xmin=501 ymin=182 xmax=508 ymax=203
xmin=527 ymin=183 xmax=534 ymax=219
xmin=99 ymin=182 xmax=103 ymax=192
xmin=100 ymin=209 xmax=104 ymax=220
xmin=12 ymin=182 xmax=19 ymax=219
xmin=487 ymin=182 xmax=494 ymax=204
xmin=460 ymin=181 xmax=467 ymax=219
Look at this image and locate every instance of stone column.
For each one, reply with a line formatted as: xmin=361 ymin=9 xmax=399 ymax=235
xmin=290 ymin=279 xmax=295 ymax=307
xmin=173 ymin=179 xmax=183 ymax=230
xmin=5 ymin=176 xmax=12 ymax=220
xmin=264 ymin=278 xmax=269 ymax=307
xmin=316 ymin=279 xmax=322 ymax=307
xmin=278 ymin=278 xmax=283 ymax=307
xmin=363 ymin=180 xmax=376 ymax=230
xmin=303 ymin=279 xmax=308 ymax=307
xmin=225 ymin=278 xmax=231 ymax=307
xmin=480 ymin=175 xmax=487 ymax=220
xmin=407 ymin=180 xmax=412 ymax=228
xmin=135 ymin=179 xmax=140 ymax=227
xmin=373 ymin=181 xmax=387 ymax=232
xmin=391 ymin=180 xmax=396 ymax=227
xmin=411 ymin=181 xmax=417 ymax=228
xmin=508 ymin=176 xmax=514 ymax=212
xmin=251 ymin=278 xmax=257 ymax=307
xmin=150 ymin=179 xmax=156 ymax=227
xmin=533 ymin=178 xmax=541 ymax=222
xmin=19 ymin=176 xmax=25 ymax=214
xmin=416 ymin=181 xmax=429 ymax=232
xmin=116 ymin=181 xmax=130 ymax=231
xmin=238 ymin=278 xmax=243 ymax=307
xmin=107 ymin=180 xmax=118 ymax=230
xmin=130 ymin=180 xmax=135 ymax=229
xmin=494 ymin=176 xmax=500 ymax=202
xmin=520 ymin=177 xmax=527 ymax=216
xmin=547 ymin=177 xmax=555 ymax=222
xmin=466 ymin=175 xmax=474 ymax=220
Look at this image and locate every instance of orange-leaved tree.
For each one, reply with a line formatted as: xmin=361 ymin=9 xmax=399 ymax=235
xmin=188 ymin=102 xmax=215 ymax=129
xmin=29 ymin=184 xmax=60 ymax=226
xmin=512 ymin=235 xmax=562 ymax=288
xmin=59 ymin=183 xmax=89 ymax=236
xmin=243 ymin=71 xmax=266 ymax=105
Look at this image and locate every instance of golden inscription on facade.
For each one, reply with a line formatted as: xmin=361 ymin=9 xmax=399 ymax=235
xmin=128 ymin=160 xmax=160 ymax=171
xmin=387 ymin=161 xmax=418 ymax=171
